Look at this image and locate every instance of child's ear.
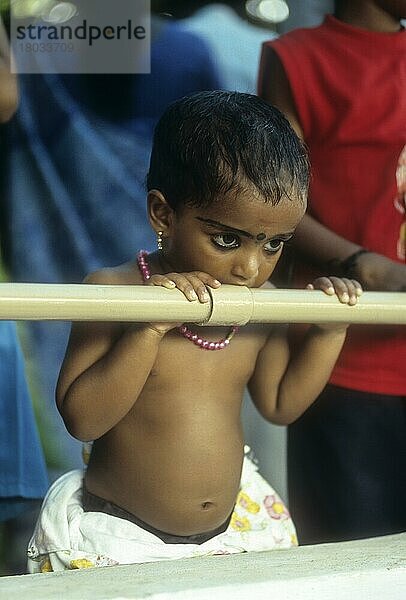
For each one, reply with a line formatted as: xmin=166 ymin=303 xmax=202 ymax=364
xmin=147 ymin=189 xmax=175 ymax=235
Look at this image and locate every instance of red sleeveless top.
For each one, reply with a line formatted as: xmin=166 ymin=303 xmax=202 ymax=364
xmin=259 ymin=16 xmax=406 ymax=395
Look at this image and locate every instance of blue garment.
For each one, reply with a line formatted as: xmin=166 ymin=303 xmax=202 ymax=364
xmin=5 ymin=20 xmax=221 ymax=282
xmin=2 ymin=19 xmax=221 ymax=467
xmin=181 ymin=4 xmax=277 ymax=93
xmin=0 ymin=322 xmax=48 ymax=521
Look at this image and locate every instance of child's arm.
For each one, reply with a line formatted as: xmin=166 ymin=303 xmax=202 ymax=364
xmin=57 ymin=268 xmax=220 ymax=441
xmin=248 ymin=276 xmax=362 ymax=425
xmin=56 ymin=320 xmax=164 ymax=442
xmin=56 ymin=270 xmax=177 ymax=442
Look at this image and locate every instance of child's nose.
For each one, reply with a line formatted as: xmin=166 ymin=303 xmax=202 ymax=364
xmin=232 ymin=252 xmax=260 ymax=282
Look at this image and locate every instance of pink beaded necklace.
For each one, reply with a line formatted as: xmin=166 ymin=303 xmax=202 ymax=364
xmin=137 ymin=251 xmax=238 ymax=350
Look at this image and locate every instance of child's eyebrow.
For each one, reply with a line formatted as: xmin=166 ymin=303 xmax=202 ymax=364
xmin=195 ymin=217 xmax=295 ymax=241
xmin=196 ymin=217 xmax=254 ymax=239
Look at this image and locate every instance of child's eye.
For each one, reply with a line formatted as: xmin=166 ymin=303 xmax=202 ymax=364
xmin=264 ymin=239 xmax=284 ymax=253
xmin=212 ymin=233 xmax=240 ymax=249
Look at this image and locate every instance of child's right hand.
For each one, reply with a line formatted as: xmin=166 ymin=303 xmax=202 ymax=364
xmin=145 ymin=271 xmax=221 ymax=335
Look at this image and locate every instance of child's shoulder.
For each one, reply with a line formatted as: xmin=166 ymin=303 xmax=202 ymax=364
xmin=83 ymin=259 xmax=142 ymax=286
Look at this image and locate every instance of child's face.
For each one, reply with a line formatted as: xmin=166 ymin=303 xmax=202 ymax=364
xmin=164 ymin=187 xmax=306 ymax=288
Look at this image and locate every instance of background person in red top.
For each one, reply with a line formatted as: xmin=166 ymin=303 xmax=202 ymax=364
xmin=259 ymin=0 xmax=406 ymax=544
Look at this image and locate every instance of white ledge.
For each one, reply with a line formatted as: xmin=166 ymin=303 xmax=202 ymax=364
xmin=1 ymin=534 xmax=405 ymax=599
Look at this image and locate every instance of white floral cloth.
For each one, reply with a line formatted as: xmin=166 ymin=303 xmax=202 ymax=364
xmin=28 ymin=448 xmax=297 ymax=572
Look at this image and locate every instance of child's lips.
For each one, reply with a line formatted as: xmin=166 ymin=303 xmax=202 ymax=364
xmin=227 ymin=279 xmax=254 ymax=287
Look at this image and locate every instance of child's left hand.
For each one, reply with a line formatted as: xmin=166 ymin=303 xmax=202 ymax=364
xmin=306 ymin=276 xmax=362 ymax=332
xmin=307 ymin=276 xmax=363 ymax=305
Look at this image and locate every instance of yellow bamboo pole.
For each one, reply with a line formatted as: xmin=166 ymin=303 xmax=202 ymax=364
xmin=0 ymin=282 xmax=404 ymax=325
xmin=0 ymin=283 xmax=211 ymax=323
xmin=242 ymin=288 xmax=406 ymax=326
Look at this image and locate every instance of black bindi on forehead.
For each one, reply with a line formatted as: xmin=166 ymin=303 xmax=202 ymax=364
xmin=256 ymin=233 xmax=266 ymax=241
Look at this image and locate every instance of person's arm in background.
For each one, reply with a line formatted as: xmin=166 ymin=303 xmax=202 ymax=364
xmin=0 ymin=16 xmax=17 ymax=123
xmin=258 ymin=45 xmax=406 ymax=292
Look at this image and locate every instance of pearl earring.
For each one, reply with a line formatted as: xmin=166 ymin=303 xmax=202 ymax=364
xmin=157 ymin=231 xmax=164 ymax=251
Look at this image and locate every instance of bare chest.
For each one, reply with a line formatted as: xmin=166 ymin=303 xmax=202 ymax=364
xmin=152 ymin=324 xmax=265 ymax=383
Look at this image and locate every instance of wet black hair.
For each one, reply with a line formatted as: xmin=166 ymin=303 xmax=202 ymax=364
xmin=147 ymin=90 xmax=309 ymax=210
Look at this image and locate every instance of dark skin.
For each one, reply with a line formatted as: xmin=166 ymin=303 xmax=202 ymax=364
xmin=259 ymin=0 xmax=406 ymax=292
xmin=56 ymin=186 xmax=361 ymax=536
xmin=0 ymin=18 xmax=18 ymax=123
